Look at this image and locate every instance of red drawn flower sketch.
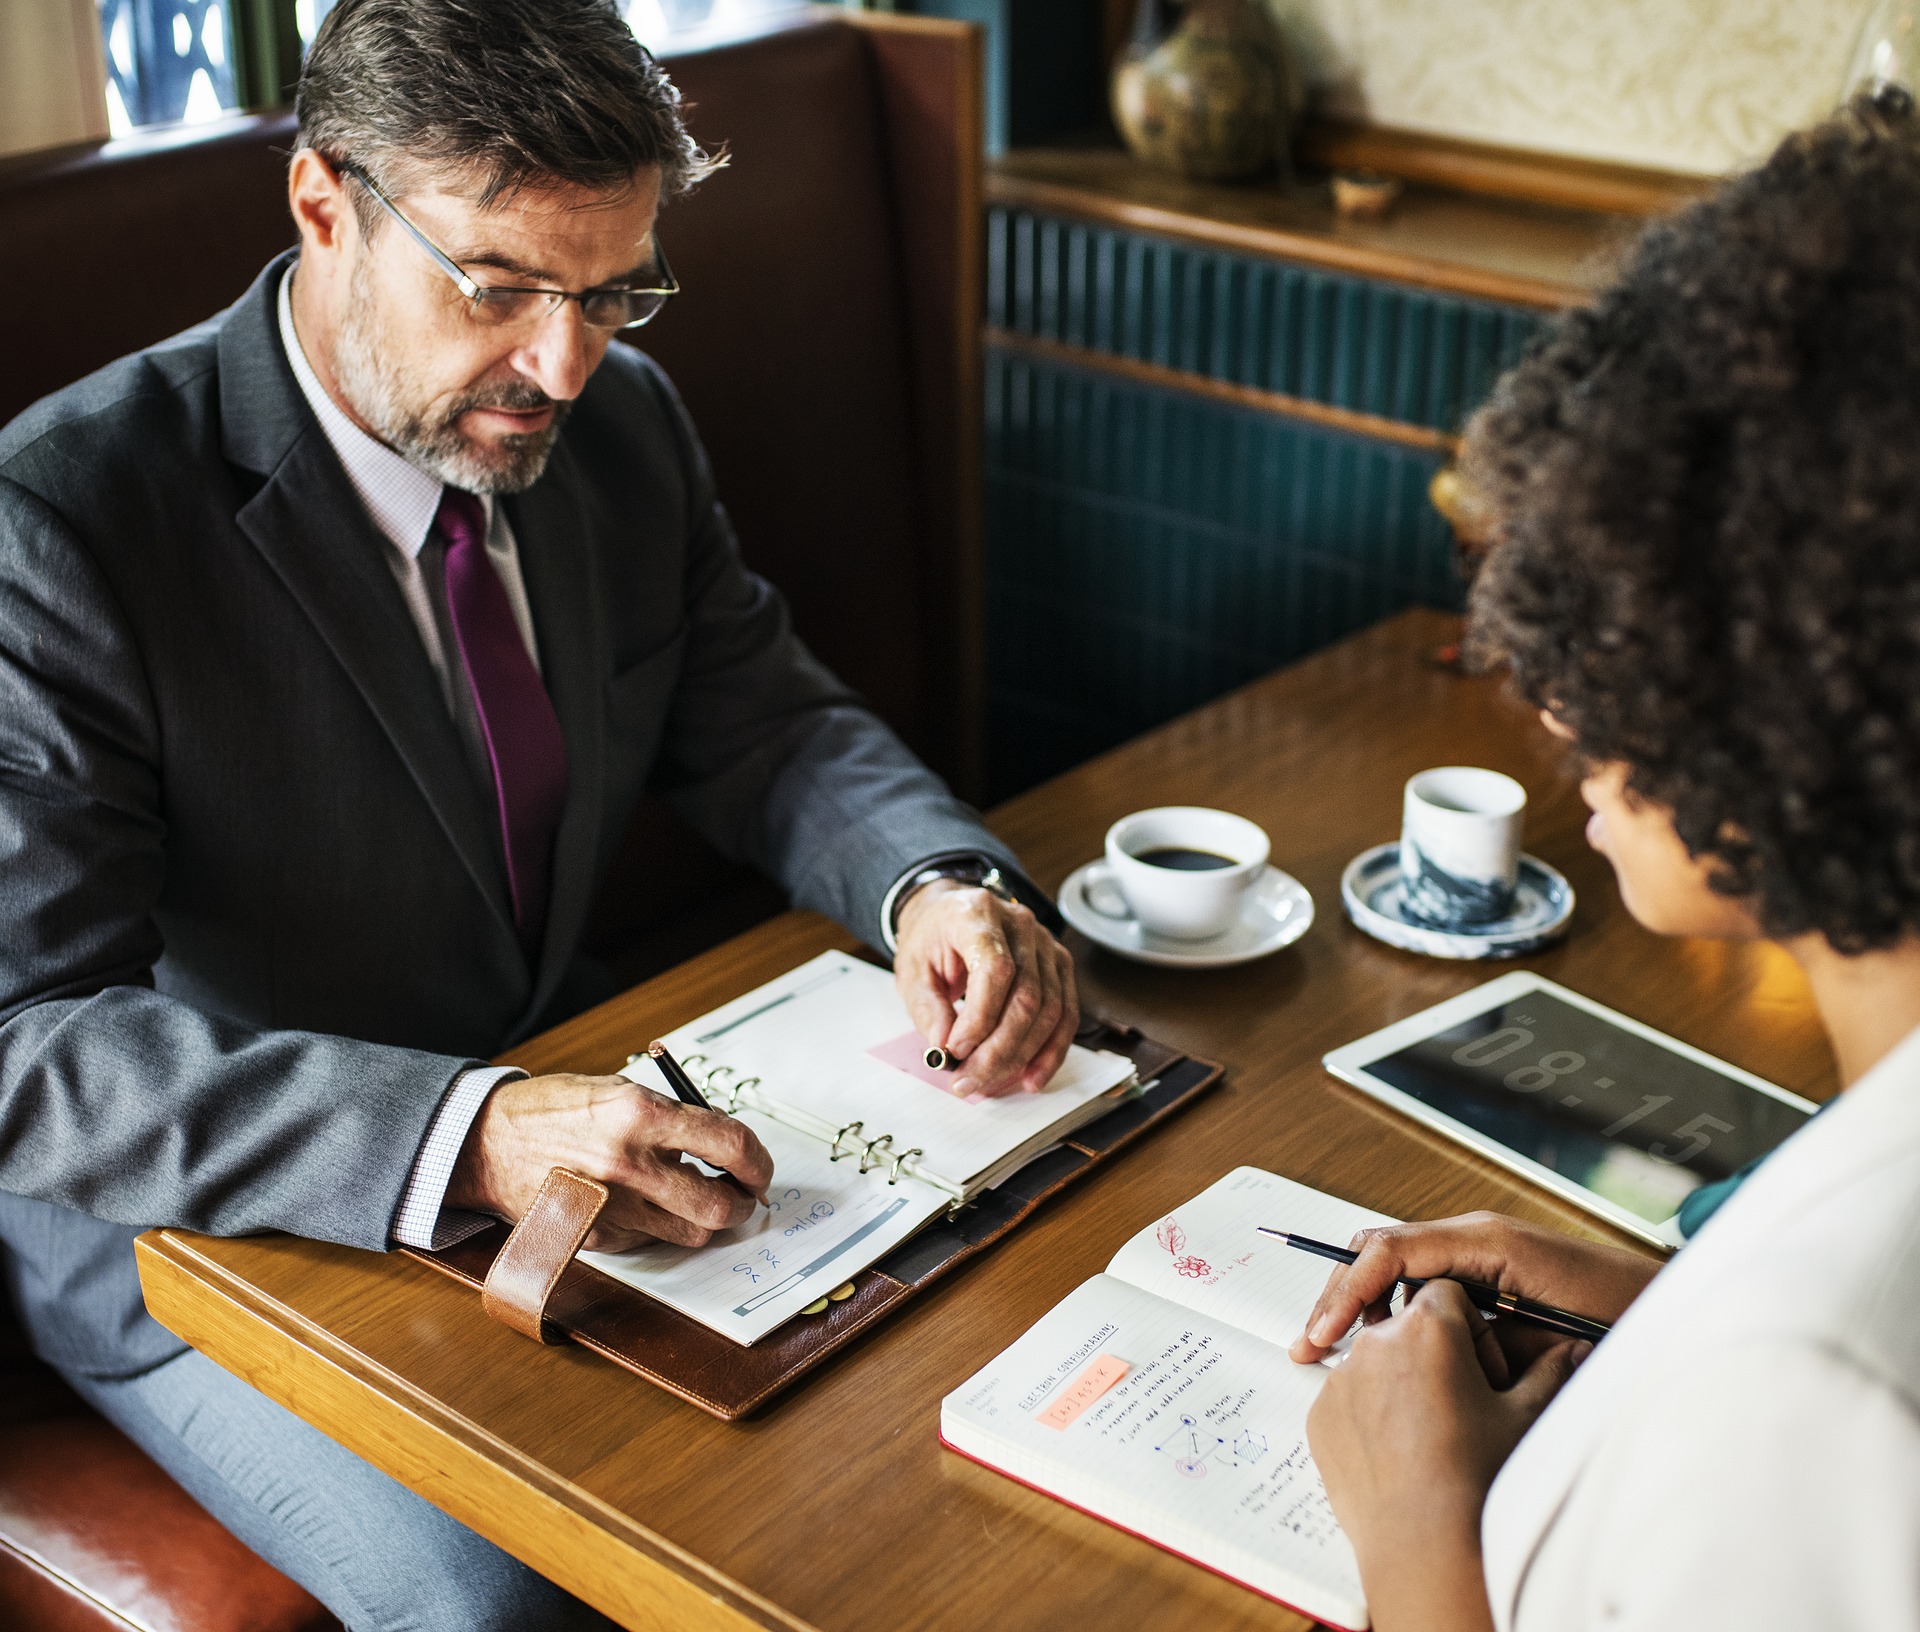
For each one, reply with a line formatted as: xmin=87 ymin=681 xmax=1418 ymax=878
xmin=1173 ymin=1256 xmax=1212 ymax=1279
xmin=1155 ymin=1218 xmax=1186 ymax=1256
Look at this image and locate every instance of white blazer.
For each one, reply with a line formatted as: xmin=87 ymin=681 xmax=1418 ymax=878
xmin=1482 ymin=1020 xmax=1920 ymax=1630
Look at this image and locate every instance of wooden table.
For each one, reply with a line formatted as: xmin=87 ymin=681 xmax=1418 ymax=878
xmin=136 ymin=609 xmax=1835 ymax=1632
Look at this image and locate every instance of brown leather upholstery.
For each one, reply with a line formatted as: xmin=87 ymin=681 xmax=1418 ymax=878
xmin=0 ymin=1415 xmax=340 ymax=1632
xmin=0 ymin=15 xmax=979 ymax=1627
xmin=0 ymin=1308 xmax=339 ymax=1630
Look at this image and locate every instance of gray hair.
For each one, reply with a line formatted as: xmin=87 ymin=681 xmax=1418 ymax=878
xmin=296 ymin=0 xmax=720 ymax=206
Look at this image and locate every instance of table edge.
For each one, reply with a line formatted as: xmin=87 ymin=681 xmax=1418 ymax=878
xmin=135 ymin=1228 xmax=818 ymax=1632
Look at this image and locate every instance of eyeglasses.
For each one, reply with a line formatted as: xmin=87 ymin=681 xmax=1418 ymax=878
xmin=337 ymin=161 xmax=679 ymax=331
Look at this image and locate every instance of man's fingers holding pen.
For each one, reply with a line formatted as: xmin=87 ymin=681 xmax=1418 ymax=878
xmin=953 ymin=908 xmax=1078 ymax=1098
xmin=1017 ymin=947 xmax=1079 ymax=1094
xmin=953 ymin=911 xmax=1048 ymax=1095
xmin=445 ymin=1072 xmax=774 ymax=1252
xmin=892 ymin=882 xmax=1082 ymax=1100
xmin=944 ymin=905 xmax=1022 ymax=1066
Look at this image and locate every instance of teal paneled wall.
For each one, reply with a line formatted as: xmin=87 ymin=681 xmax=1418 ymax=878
xmin=986 ymin=346 xmax=1458 ymax=797
xmin=900 ymin=1 xmax=1107 ymax=153
xmin=987 ymin=206 xmax=1542 ymax=429
xmin=983 ymin=208 xmax=1550 ymax=799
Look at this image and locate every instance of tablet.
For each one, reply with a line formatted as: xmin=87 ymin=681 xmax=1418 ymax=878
xmin=1323 ymin=972 xmax=1818 ymax=1247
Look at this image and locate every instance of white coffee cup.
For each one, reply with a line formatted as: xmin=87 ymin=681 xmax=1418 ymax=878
xmin=1398 ymin=767 xmax=1527 ymax=929
xmin=1082 ymin=806 xmax=1271 ymax=940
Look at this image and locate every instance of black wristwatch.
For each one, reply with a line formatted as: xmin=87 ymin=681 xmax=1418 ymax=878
xmin=899 ymin=858 xmax=1017 ymax=909
xmin=884 ymin=853 xmax=1062 ymax=949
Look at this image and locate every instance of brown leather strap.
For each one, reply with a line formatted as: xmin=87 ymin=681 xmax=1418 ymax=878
xmin=481 ymin=1167 xmax=609 ymax=1343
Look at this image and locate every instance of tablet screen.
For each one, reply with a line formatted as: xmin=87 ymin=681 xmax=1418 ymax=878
xmin=1365 ymin=991 xmax=1812 ymax=1224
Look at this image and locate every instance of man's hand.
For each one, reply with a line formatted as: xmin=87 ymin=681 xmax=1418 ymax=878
xmin=444 ymin=1073 xmax=774 ymax=1252
xmin=1306 ymin=1280 xmax=1587 ymax=1632
xmin=1288 ymin=1210 xmax=1659 ymax=1372
xmin=894 ymin=879 xmax=1079 ymax=1099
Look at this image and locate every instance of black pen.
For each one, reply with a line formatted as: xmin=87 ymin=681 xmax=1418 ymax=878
xmin=1259 ymin=1229 xmax=1612 ymax=1343
xmin=648 ymin=1041 xmax=760 ymax=1201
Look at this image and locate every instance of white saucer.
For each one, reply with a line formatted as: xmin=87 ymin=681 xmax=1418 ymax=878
xmin=1059 ymin=860 xmax=1314 ymax=969
xmin=1341 ymin=842 xmax=1575 ymax=960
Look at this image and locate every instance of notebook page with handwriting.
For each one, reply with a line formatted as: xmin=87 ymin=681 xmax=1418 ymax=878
xmin=658 ymin=951 xmax=1135 ymax=1191
xmin=1105 ymin=1168 xmax=1394 ymax=1351
xmin=940 ymin=1274 xmax=1368 ymax=1628
xmin=580 ymin=1112 xmax=947 ymax=1344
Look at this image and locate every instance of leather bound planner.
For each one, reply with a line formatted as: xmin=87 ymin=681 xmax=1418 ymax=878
xmin=404 ymin=1016 xmax=1221 ymax=1420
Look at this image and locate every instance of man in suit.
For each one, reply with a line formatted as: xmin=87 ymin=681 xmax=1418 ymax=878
xmin=0 ymin=2 xmax=1077 ymax=1625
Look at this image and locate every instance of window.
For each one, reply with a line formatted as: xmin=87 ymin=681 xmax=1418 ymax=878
xmin=93 ymin=0 xmax=848 ymax=139
xmin=623 ymin=0 xmax=819 ymax=50
xmin=99 ymin=0 xmax=241 ymax=135
xmin=294 ymin=0 xmax=330 ymax=51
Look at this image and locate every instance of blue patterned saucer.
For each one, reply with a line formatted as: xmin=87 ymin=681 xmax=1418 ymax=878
xmin=1340 ymin=843 xmax=1574 ymax=960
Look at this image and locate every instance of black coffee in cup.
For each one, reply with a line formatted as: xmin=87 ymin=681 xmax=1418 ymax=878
xmin=1134 ymin=846 xmax=1238 ymax=872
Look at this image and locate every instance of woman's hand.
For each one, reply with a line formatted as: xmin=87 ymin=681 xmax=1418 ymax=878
xmin=1288 ymin=1211 xmax=1658 ymax=1372
xmin=1307 ymin=1280 xmax=1590 ymax=1632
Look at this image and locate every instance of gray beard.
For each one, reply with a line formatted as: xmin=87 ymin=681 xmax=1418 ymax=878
xmin=332 ymin=260 xmax=570 ymax=495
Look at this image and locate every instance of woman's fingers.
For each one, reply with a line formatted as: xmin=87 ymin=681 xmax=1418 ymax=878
xmin=1293 ymin=1216 xmax=1538 ymax=1361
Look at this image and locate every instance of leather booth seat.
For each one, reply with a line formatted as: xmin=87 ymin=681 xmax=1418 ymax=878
xmin=0 ymin=1378 xmax=340 ymax=1632
xmin=0 ymin=14 xmax=981 ymax=1629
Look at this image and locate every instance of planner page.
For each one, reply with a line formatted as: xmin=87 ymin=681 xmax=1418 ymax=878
xmin=940 ymin=1275 xmax=1368 ymax=1629
xmin=580 ymin=1110 xmax=948 ymax=1344
xmin=1105 ymin=1168 xmax=1396 ymax=1351
xmin=657 ymin=951 xmax=1136 ymax=1195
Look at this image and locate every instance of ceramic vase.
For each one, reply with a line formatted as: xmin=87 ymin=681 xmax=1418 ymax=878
xmin=1112 ymin=0 xmax=1286 ymax=182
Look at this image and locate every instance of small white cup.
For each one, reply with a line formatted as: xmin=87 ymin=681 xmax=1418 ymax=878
xmin=1398 ymin=767 xmax=1527 ymax=929
xmin=1083 ymin=806 xmax=1270 ymax=940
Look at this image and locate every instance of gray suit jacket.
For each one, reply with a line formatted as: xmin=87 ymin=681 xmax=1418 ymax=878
xmin=0 ymin=254 xmax=1019 ymax=1378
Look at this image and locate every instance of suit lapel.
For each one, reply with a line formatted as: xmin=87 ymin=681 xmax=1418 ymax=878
xmin=505 ymin=444 xmax=610 ymax=1027
xmin=217 ymin=255 xmax=607 ymax=993
xmin=236 ymin=431 xmax=519 ymax=936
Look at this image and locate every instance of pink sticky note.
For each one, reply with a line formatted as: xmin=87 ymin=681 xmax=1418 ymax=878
xmin=867 ymin=1029 xmax=962 ymax=1091
xmin=1036 ymin=1355 xmax=1131 ymax=1430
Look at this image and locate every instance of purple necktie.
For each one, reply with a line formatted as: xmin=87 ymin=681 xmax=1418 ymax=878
xmin=435 ymin=487 xmax=568 ymax=951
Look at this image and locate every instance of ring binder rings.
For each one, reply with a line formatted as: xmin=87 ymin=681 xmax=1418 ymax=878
xmin=690 ymin=1053 xmax=985 ymax=1203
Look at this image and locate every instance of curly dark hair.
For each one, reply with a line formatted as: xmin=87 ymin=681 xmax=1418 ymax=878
xmin=1464 ymin=90 xmax=1920 ymax=953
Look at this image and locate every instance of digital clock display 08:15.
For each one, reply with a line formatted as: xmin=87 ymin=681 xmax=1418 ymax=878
xmin=1368 ymin=992 xmax=1811 ymax=1224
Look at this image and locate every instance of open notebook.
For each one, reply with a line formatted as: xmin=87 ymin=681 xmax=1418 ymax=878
xmin=580 ymin=951 xmax=1138 ymax=1344
xmin=940 ymin=1168 xmax=1395 ymax=1630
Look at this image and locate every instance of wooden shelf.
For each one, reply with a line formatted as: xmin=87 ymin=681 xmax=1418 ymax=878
xmin=1297 ymin=120 xmax=1711 ymax=219
xmin=988 ymin=144 xmax=1656 ymax=311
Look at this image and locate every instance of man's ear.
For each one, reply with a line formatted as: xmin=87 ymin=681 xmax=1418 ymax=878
xmin=287 ymin=148 xmax=359 ymax=265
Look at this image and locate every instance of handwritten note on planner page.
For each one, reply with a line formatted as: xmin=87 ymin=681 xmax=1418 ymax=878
xmin=581 ymin=1110 xmax=949 ymax=1344
xmin=576 ymin=952 xmax=1131 ymax=1345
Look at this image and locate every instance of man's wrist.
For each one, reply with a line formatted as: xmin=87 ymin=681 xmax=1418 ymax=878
xmin=880 ymin=851 xmax=1058 ymax=953
xmin=393 ymin=1064 xmax=521 ymax=1250
xmin=894 ymin=874 xmax=969 ymax=938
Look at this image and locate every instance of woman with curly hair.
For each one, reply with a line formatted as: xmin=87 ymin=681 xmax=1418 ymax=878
xmin=1287 ymin=89 xmax=1920 ymax=1631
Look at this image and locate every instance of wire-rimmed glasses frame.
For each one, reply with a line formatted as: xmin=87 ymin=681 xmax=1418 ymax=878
xmin=336 ymin=160 xmax=679 ymax=331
